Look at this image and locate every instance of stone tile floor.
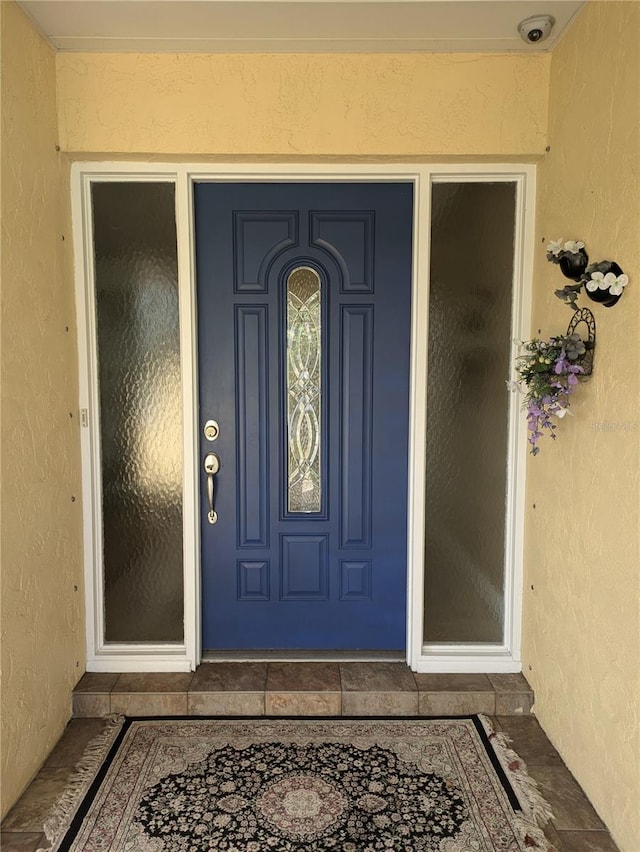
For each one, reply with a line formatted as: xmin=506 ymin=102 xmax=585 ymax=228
xmin=1 ymin=665 xmax=620 ymax=851
xmin=71 ymin=663 xmax=536 ymax=718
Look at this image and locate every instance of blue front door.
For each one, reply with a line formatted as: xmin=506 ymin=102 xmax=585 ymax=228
xmin=195 ymin=182 xmax=413 ymax=650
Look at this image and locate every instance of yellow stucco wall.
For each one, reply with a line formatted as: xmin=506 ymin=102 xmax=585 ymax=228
xmin=55 ymin=51 xmax=550 ymax=157
xmin=523 ymin=3 xmax=640 ymax=851
xmin=3 ymin=1 xmax=638 ymax=844
xmin=0 ymin=1 xmax=85 ymax=818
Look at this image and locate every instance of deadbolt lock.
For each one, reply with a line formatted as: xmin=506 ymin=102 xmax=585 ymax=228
xmin=203 ymin=419 xmax=220 ymax=441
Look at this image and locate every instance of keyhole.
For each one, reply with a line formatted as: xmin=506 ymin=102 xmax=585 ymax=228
xmin=204 ymin=419 xmax=219 ymax=441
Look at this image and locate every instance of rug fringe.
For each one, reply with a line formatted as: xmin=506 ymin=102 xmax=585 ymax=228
xmin=37 ymin=714 xmax=126 ymax=852
xmin=478 ymin=714 xmax=557 ymax=852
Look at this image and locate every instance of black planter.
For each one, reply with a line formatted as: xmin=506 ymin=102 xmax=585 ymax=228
xmin=559 ymin=248 xmax=589 ymax=281
xmin=584 ymin=288 xmax=621 ymax=308
xmin=584 ymin=261 xmax=624 ymax=308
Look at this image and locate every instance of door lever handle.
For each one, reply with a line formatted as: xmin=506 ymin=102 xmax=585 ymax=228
xmin=204 ymin=452 xmax=220 ymax=524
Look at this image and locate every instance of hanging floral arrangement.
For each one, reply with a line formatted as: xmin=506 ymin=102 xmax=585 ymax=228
xmin=509 ymin=332 xmax=588 ymax=455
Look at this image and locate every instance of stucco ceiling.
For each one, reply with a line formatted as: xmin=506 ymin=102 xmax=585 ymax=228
xmin=19 ymin=0 xmax=584 ymax=52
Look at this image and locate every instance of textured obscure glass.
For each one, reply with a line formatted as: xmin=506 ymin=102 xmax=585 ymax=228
xmin=92 ymin=182 xmax=183 ymax=643
xmin=287 ymin=267 xmax=322 ymax=513
xmin=424 ymin=182 xmax=515 ymax=644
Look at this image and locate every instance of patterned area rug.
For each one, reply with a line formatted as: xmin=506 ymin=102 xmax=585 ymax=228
xmin=42 ymin=716 xmax=556 ymax=851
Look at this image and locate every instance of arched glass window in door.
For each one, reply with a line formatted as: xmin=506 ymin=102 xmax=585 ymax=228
xmin=286 ymin=266 xmax=322 ymax=513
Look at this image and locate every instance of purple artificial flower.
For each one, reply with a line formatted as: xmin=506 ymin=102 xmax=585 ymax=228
xmin=512 ymin=331 xmax=588 ymax=454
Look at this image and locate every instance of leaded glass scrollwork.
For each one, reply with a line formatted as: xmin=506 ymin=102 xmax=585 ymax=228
xmin=286 ymin=267 xmax=322 ymax=513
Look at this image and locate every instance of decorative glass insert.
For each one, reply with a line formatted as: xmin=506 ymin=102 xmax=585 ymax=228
xmin=286 ymin=267 xmax=322 ymax=513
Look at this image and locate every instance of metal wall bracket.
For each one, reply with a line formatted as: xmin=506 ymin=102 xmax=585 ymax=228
xmin=566 ymin=307 xmax=596 ymax=376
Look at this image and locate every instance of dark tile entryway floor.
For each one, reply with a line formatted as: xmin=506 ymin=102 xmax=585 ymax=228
xmin=1 ymin=664 xmax=620 ymax=851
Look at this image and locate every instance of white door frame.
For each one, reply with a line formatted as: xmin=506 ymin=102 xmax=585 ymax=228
xmin=72 ymin=162 xmax=535 ymax=673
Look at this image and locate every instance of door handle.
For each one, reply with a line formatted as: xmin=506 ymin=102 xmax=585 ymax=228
xmin=204 ymin=452 xmax=220 ymax=524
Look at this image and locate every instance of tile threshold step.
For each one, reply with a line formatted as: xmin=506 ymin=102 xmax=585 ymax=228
xmin=73 ymin=664 xmax=534 ymax=718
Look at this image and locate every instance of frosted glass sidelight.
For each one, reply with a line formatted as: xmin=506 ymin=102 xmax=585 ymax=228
xmin=424 ymin=182 xmax=516 ymax=645
xmin=286 ymin=267 xmax=322 ymax=513
xmin=92 ymin=182 xmax=183 ymax=643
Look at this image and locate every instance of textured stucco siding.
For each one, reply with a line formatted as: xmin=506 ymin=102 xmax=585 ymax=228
xmin=55 ymin=51 xmax=550 ymax=157
xmin=0 ymin=1 xmax=85 ymax=818
xmin=523 ymin=4 xmax=640 ymax=851
xmin=2 ymin=0 xmax=638 ymax=845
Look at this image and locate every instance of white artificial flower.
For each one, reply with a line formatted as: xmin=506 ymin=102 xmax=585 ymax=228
xmin=609 ymin=273 xmax=629 ymax=296
xmin=587 ymin=270 xmax=629 ymax=295
xmin=546 ymin=238 xmax=564 ymax=256
xmin=563 ymin=240 xmax=585 ymax=254
xmin=586 ymin=271 xmax=604 ymax=292
xmin=554 ymin=408 xmax=569 ymax=419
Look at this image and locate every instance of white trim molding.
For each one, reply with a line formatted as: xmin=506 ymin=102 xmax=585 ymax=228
xmin=71 ymin=162 xmax=534 ymax=673
xmin=410 ymin=166 xmax=535 ymax=673
xmin=72 ymin=166 xmax=198 ymax=672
